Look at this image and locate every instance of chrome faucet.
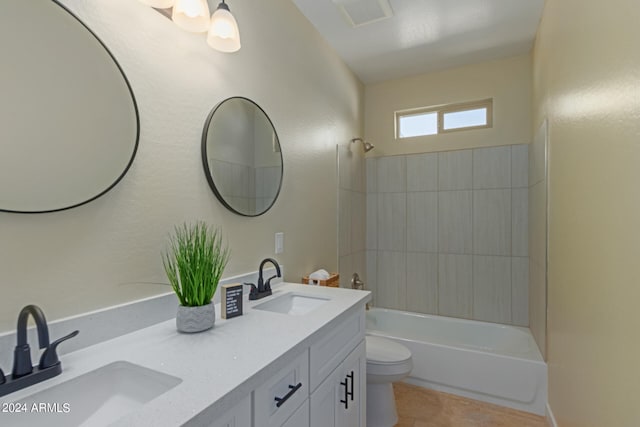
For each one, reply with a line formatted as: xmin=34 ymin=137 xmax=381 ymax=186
xmin=0 ymin=305 xmax=78 ymax=397
xmin=351 ymin=273 xmax=370 ymax=310
xmin=244 ymin=258 xmax=282 ymax=300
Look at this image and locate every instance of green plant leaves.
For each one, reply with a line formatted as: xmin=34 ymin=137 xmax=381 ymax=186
xmin=162 ymin=221 xmax=230 ymax=307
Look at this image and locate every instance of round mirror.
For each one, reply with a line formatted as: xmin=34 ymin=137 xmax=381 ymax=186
xmin=202 ymin=97 xmax=283 ymax=217
xmin=0 ymin=0 xmax=139 ymax=213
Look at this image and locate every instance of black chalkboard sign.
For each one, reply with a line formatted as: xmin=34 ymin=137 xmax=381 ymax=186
xmin=221 ymin=283 xmax=243 ymax=319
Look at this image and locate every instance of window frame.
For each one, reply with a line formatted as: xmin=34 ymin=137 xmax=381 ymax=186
xmin=395 ymin=98 xmax=493 ymax=139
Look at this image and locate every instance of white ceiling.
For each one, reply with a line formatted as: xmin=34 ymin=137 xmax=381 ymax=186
xmin=292 ymin=0 xmax=544 ymax=84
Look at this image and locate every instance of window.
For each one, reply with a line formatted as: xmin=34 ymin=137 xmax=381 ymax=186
xmin=395 ymin=99 xmax=493 ymax=139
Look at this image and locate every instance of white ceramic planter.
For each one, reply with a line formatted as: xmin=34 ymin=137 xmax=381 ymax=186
xmin=176 ymin=303 xmax=215 ymax=333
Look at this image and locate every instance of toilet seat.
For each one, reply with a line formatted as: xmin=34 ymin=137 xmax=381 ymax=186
xmin=366 ymin=336 xmax=413 ymax=382
xmin=366 ymin=336 xmax=412 ymax=364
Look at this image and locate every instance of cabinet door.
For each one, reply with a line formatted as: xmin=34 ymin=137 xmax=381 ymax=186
xmin=310 ymin=339 xmax=366 ymax=427
xmin=335 ymin=340 xmax=366 ymax=427
xmin=282 ymin=399 xmax=309 ymax=427
xmin=309 ymin=363 xmax=340 ymax=427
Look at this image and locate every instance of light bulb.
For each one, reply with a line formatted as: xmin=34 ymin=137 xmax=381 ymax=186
xmin=207 ymin=3 xmax=241 ymax=52
xmin=172 ymin=0 xmax=210 ymax=33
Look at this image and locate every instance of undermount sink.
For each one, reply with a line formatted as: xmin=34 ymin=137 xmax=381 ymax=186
xmin=253 ymin=292 xmax=330 ymax=315
xmin=5 ymin=361 xmax=181 ymax=427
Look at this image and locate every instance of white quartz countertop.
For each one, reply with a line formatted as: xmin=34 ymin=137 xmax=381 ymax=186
xmin=0 ymin=283 xmax=370 ymax=427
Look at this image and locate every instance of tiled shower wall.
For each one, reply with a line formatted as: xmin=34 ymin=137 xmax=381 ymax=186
xmin=337 ymin=144 xmax=366 ymax=288
xmin=366 ymin=145 xmax=529 ymax=326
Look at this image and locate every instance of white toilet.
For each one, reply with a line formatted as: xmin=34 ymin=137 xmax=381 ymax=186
xmin=365 ymin=335 xmax=413 ymax=427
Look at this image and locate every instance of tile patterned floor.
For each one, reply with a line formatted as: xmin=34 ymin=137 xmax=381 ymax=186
xmin=393 ymin=382 xmax=548 ymax=427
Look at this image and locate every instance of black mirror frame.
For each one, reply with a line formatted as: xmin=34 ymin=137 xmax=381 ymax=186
xmin=0 ymin=0 xmax=140 ymax=214
xmin=201 ymin=97 xmax=283 ymax=217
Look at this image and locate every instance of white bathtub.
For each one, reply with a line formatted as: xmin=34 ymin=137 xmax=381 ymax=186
xmin=366 ymin=308 xmax=547 ymax=415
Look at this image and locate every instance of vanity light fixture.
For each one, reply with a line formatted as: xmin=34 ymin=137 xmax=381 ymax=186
xmin=137 ymin=0 xmax=241 ymax=52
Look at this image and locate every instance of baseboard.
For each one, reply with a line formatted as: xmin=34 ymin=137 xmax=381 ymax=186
xmin=546 ymin=402 xmax=558 ymax=427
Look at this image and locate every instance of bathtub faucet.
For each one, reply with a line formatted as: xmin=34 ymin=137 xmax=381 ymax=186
xmin=351 ymin=273 xmax=370 ymax=310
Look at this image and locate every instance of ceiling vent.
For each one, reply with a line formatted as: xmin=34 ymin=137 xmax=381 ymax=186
xmin=333 ymin=0 xmax=394 ymax=28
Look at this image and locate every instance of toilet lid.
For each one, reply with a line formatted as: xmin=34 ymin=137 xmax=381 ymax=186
xmin=366 ymin=336 xmax=411 ymax=365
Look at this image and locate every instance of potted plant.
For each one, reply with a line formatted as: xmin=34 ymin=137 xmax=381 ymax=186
xmin=163 ymin=221 xmax=230 ymax=333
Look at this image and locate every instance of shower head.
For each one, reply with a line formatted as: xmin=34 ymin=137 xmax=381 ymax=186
xmin=351 ymin=137 xmax=375 ymax=153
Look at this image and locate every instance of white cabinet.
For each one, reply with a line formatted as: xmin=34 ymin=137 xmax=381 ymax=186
xmin=310 ymin=340 xmax=366 ymax=427
xmin=207 ymin=395 xmax=252 ymax=427
xmin=199 ymin=304 xmax=367 ymax=427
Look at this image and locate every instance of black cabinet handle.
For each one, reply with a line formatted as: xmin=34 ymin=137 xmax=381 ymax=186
xmin=274 ymin=382 xmax=302 ymax=408
xmin=340 ymin=377 xmax=349 ymax=409
xmin=340 ymin=371 xmax=355 ymax=409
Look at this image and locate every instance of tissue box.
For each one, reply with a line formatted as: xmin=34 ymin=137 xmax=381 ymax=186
xmin=302 ymin=273 xmax=339 ymax=287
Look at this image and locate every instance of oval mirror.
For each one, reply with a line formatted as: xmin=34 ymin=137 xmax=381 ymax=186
xmin=0 ymin=0 xmax=139 ymax=213
xmin=202 ymin=97 xmax=283 ymax=217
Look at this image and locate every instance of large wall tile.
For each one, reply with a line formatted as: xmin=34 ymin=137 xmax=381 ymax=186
xmin=530 ymin=181 xmax=547 ymax=264
xmin=366 ymin=193 xmax=377 ymax=250
xmin=473 ymin=255 xmax=512 ymax=323
xmin=338 ymin=189 xmax=352 ymax=256
xmin=473 ymin=146 xmax=511 ymax=189
xmin=512 ymin=257 xmax=529 ymax=326
xmin=351 ymin=150 xmax=365 ymax=193
xmin=366 ymin=250 xmax=377 ymax=305
xmin=407 ymin=153 xmax=438 ymax=192
xmin=512 ymin=188 xmax=529 ymax=256
xmin=366 ymin=158 xmax=377 ymax=193
xmin=351 ymin=191 xmax=366 ymax=253
xmin=377 ymin=156 xmax=406 ymax=193
xmin=511 ymin=144 xmax=529 ymax=188
xmin=338 ymin=253 xmax=353 ymax=288
xmin=438 ymin=150 xmax=472 ymax=190
xmin=352 ymin=251 xmax=366 ymax=284
xmin=439 ymin=191 xmax=473 ymax=254
xmin=376 ymin=251 xmax=406 ymax=310
xmin=407 ymin=192 xmax=438 ymax=252
xmin=377 ymin=193 xmax=406 ymax=251
xmin=363 ymin=147 xmax=530 ymax=327
xmin=406 ymin=252 xmax=438 ymax=314
xmin=438 ymin=254 xmax=473 ymax=318
xmin=473 ymin=189 xmax=511 ymax=256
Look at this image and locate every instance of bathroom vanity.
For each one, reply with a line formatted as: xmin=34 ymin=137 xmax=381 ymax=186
xmin=0 ymin=283 xmax=370 ymax=427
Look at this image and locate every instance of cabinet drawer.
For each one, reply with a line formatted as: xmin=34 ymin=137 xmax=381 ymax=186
xmin=254 ymin=349 xmax=309 ymax=427
xmin=208 ymin=395 xmax=251 ymax=427
xmin=309 ymin=309 xmax=365 ymax=392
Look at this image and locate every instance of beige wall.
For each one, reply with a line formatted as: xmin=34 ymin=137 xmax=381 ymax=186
xmin=0 ymin=0 xmax=363 ymax=332
xmin=365 ymin=54 xmax=531 ymax=157
xmin=533 ymin=0 xmax=640 ymax=425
